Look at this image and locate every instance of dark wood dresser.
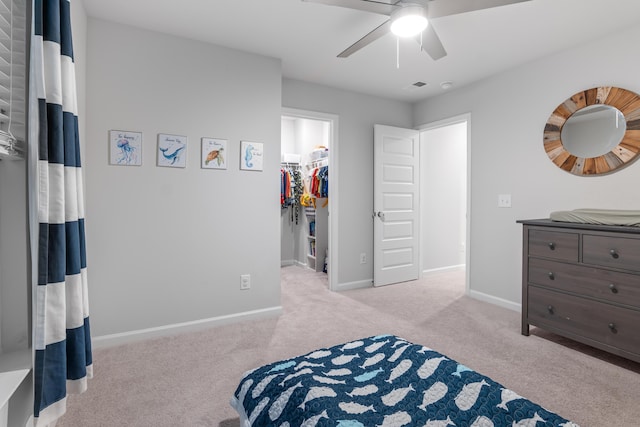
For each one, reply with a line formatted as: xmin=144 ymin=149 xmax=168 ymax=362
xmin=518 ymin=219 xmax=640 ymax=363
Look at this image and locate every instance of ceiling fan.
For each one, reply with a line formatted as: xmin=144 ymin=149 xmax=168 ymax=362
xmin=302 ymin=0 xmax=532 ymax=60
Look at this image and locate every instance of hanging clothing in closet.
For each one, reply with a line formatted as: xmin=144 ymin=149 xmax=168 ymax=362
xmin=308 ymin=165 xmax=329 ymax=198
xmin=281 ymin=164 xmax=303 ymax=223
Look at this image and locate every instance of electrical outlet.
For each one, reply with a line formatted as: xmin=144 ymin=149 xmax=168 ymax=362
xmin=360 ymin=253 xmax=367 ymax=264
xmin=240 ymin=274 xmax=251 ymax=290
xmin=498 ymin=194 xmax=512 ymax=208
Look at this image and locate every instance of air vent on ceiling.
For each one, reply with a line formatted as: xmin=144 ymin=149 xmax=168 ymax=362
xmin=403 ymin=81 xmax=429 ymax=92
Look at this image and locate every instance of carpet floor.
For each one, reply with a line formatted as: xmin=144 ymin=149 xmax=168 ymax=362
xmin=58 ymin=266 xmax=640 ymax=426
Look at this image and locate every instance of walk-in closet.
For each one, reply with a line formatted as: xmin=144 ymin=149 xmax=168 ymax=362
xmin=280 ymin=115 xmax=329 ymax=274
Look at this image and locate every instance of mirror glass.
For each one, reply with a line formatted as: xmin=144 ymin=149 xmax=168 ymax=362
xmin=560 ymin=105 xmax=626 ymax=158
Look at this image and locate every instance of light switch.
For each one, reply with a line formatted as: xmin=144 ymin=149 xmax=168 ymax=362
xmin=498 ymin=194 xmax=511 ymax=208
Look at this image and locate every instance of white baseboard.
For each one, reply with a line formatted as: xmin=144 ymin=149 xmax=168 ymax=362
xmin=334 ymin=279 xmax=372 ymax=291
xmin=422 ymin=264 xmax=465 ymax=276
xmin=281 ymin=260 xmax=308 ymax=268
xmin=93 ymin=306 xmax=283 ymax=349
xmin=469 ymin=289 xmax=521 ymax=312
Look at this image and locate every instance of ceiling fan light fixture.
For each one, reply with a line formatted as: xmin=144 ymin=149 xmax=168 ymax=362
xmin=390 ymin=4 xmax=428 ymax=38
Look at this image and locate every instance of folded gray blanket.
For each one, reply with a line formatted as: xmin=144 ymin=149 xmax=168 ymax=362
xmin=550 ymin=208 xmax=640 ymax=227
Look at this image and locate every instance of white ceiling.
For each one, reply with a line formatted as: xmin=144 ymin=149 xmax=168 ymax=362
xmin=82 ymin=0 xmax=640 ymax=103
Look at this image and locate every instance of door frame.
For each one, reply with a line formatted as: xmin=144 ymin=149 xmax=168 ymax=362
xmin=282 ymin=107 xmax=339 ymax=291
xmin=417 ymin=113 xmax=471 ymax=295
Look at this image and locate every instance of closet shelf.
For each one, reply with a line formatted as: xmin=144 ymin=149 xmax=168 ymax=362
xmin=0 ymin=348 xmax=31 ymax=420
xmin=306 ymin=158 xmax=328 ymax=170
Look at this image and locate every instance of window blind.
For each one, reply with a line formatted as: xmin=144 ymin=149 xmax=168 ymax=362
xmin=0 ymin=0 xmax=26 ymax=159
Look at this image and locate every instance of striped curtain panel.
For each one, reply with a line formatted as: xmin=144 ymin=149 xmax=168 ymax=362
xmin=30 ymin=0 xmax=92 ymax=425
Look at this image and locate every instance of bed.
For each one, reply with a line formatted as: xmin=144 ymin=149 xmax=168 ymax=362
xmin=231 ymin=335 xmax=579 ymax=426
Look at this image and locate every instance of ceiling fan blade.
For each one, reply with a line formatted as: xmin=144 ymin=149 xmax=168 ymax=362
xmin=426 ymin=0 xmax=532 ymax=19
xmin=416 ymin=24 xmax=446 ymax=60
xmin=302 ymin=0 xmax=397 ymax=16
xmin=337 ymin=19 xmax=392 ymax=58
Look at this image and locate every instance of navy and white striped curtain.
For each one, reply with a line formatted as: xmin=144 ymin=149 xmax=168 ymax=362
xmin=30 ymin=0 xmax=92 ymax=425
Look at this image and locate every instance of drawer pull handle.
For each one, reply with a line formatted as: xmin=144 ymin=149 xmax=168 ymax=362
xmin=608 ymin=323 xmax=617 ymax=333
xmin=548 ymin=242 xmax=555 ymax=250
xmin=609 ymin=249 xmax=619 ymax=259
xmin=547 ymin=272 xmax=555 ymax=280
xmin=609 ymin=284 xmax=618 ymax=294
xmin=547 ymin=305 xmax=554 ymax=315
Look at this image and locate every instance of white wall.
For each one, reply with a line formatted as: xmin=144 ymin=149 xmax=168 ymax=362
xmin=413 ymin=23 xmax=640 ymax=308
xmin=85 ymin=19 xmax=283 ymax=337
xmin=421 ymin=122 xmax=467 ymax=273
xmin=282 ymin=79 xmax=413 ymax=287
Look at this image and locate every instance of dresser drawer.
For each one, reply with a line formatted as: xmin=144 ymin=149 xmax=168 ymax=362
xmin=528 ymin=286 xmax=640 ymax=356
xmin=528 ymin=258 xmax=640 ymax=308
xmin=583 ymin=234 xmax=640 ymax=272
xmin=528 ymin=229 xmax=579 ymax=262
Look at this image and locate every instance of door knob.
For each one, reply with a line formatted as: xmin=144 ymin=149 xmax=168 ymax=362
xmin=377 ymin=211 xmax=385 ymax=221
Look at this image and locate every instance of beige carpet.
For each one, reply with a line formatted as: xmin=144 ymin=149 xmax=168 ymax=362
xmin=58 ymin=266 xmax=640 ymax=426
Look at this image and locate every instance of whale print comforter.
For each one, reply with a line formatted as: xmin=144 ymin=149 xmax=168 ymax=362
xmin=230 ymin=335 xmax=579 ymax=427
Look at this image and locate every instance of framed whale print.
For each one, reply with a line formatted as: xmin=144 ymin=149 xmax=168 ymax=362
xmin=157 ymin=133 xmax=187 ymax=168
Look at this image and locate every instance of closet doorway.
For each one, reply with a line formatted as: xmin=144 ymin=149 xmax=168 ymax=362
xmin=419 ymin=114 xmax=469 ymax=292
xmin=280 ymin=108 xmax=338 ymax=291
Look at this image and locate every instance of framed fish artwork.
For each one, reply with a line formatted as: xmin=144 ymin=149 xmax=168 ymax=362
xmin=240 ymin=141 xmax=263 ymax=171
xmin=157 ymin=133 xmax=187 ymax=168
xmin=201 ymin=137 xmax=227 ymax=169
xmin=109 ymin=130 xmax=142 ymax=166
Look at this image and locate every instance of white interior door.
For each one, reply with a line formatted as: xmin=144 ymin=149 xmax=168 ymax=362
xmin=374 ymin=124 xmax=420 ymax=287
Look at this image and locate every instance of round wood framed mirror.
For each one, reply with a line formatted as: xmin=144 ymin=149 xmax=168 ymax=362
xmin=544 ymin=86 xmax=640 ymax=175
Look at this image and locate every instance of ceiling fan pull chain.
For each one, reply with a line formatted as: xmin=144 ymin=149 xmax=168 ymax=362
xmin=396 ymin=37 xmax=400 ymax=69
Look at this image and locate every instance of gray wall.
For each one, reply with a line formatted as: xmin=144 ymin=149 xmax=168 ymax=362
xmin=9 ymin=3 xmax=637 ymax=346
xmin=85 ymin=19 xmax=282 ymax=337
xmin=282 ymin=79 xmax=413 ymax=286
xmin=0 ymin=158 xmax=28 ymax=354
xmin=413 ymin=23 xmax=640 ymax=308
